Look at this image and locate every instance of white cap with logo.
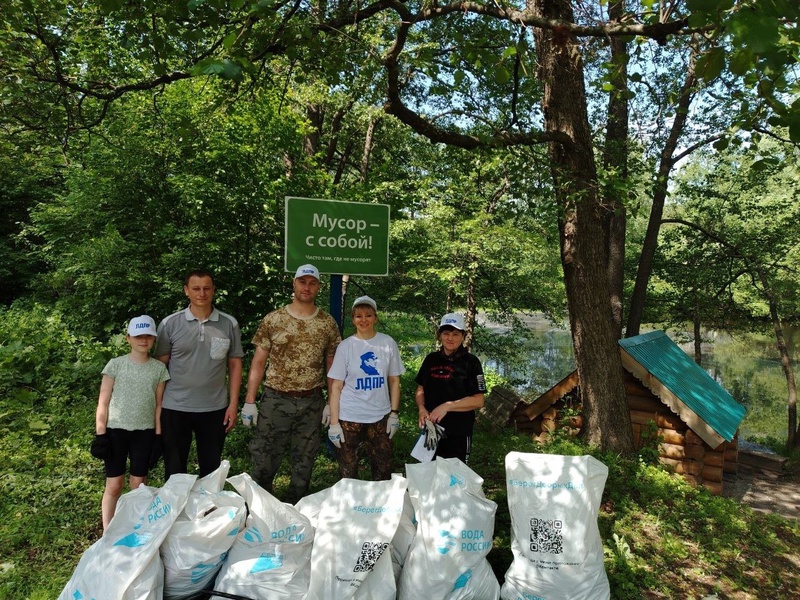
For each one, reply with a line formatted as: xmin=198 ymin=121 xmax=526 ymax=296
xmin=438 ymin=313 xmax=465 ymax=332
xmin=352 ymin=295 xmax=378 ymax=312
xmin=127 ymin=315 xmax=157 ymax=337
xmin=294 ymin=264 xmax=320 ymax=281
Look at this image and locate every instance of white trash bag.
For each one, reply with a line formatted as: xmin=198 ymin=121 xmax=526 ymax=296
xmin=211 ymin=473 xmax=315 ymax=600
xmin=398 ymin=458 xmax=500 ymax=600
xmin=161 ymin=461 xmax=247 ymax=599
xmin=500 ymin=452 xmax=610 ymax=600
xmin=123 ymin=552 xmax=164 ymax=600
xmin=58 ymin=473 xmax=196 ymax=600
xmin=389 ymin=492 xmax=417 ymax=581
xmin=297 ymin=474 xmax=408 ymax=600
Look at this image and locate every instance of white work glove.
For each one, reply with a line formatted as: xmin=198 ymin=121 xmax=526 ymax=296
xmin=241 ymin=403 xmax=258 ymax=428
xmin=322 ymin=404 xmax=331 ymax=426
xmin=386 ymin=413 xmax=400 ymax=439
xmin=328 ymin=423 xmax=345 ymax=448
xmin=423 ymin=419 xmax=445 ymax=450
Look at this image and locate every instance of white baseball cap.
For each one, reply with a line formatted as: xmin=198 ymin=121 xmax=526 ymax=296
xmin=438 ymin=313 xmax=465 ymax=332
xmin=127 ymin=315 xmax=157 ymax=337
xmin=352 ymin=295 xmax=377 ymax=312
xmin=294 ymin=264 xmax=320 ymax=280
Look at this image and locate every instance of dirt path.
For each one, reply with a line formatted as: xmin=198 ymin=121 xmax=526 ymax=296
xmin=723 ymin=464 xmax=800 ymax=520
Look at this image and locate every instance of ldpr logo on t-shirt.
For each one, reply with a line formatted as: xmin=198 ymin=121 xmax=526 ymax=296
xmin=355 ymin=351 xmax=385 ymax=391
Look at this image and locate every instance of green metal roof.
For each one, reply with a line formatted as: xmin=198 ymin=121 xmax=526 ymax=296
xmin=619 ymin=330 xmax=746 ymax=442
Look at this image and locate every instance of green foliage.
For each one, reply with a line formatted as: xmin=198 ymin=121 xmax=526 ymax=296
xmin=386 ymin=145 xmax=565 ymax=324
xmin=688 ymin=0 xmax=800 ymax=140
xmin=637 ymin=419 xmax=664 ymax=465
xmin=653 ymin=138 xmax=800 ymax=330
xmin=0 ymin=305 xmax=120 ymax=598
xmin=0 ymin=304 xmax=118 ymax=407
xmin=20 ymin=80 xmax=329 ymax=337
xmin=0 ymin=134 xmax=58 ymax=305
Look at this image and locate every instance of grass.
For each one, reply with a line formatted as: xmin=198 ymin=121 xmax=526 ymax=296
xmin=1 ymin=306 xmax=799 ymax=599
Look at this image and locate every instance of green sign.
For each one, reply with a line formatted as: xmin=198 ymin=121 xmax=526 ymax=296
xmin=285 ymin=196 xmax=390 ymax=276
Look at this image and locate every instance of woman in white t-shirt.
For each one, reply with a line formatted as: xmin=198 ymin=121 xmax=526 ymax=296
xmin=326 ymin=296 xmax=405 ymax=480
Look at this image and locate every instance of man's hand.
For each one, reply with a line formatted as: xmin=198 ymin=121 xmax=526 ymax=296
xmin=328 ymin=423 xmax=345 ymax=448
xmin=241 ymin=403 xmax=258 ymax=428
xmin=387 ymin=413 xmax=400 ymax=439
xmin=222 ymin=404 xmax=239 ymax=433
xmin=322 ymin=404 xmax=331 ymax=426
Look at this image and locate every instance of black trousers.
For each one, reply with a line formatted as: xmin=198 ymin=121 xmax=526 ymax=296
xmin=161 ymin=407 xmax=227 ymax=479
xmin=434 ymin=433 xmax=472 ymax=464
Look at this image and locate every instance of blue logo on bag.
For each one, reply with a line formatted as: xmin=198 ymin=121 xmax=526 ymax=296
xmin=449 ymin=474 xmax=463 ymax=487
xmin=252 ymin=551 xmax=284 ymax=572
xmin=226 ymin=508 xmax=242 ymax=536
xmin=245 ymin=525 xmax=263 ymax=543
xmin=191 ymin=556 xmax=225 ymax=583
xmin=436 ymin=530 xmax=458 ymax=554
xmin=452 ymin=569 xmax=473 ymax=590
xmin=113 ymin=531 xmax=153 ymax=548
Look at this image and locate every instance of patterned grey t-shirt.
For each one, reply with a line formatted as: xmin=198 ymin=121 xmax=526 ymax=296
xmin=102 ymin=356 xmax=170 ymax=430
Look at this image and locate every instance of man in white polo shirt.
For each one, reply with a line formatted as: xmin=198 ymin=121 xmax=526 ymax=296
xmin=155 ymin=269 xmax=244 ymax=479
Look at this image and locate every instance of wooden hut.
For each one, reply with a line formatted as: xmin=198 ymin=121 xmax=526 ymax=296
xmin=504 ymin=330 xmax=747 ymax=494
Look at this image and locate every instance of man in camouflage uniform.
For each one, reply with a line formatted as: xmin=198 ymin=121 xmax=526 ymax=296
xmin=240 ymin=264 xmax=341 ymax=503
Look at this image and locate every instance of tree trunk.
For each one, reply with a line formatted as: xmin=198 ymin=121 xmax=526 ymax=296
xmin=360 ymin=115 xmax=380 ymax=182
xmin=304 ymin=104 xmax=323 ymax=157
xmin=465 ymin=268 xmax=476 ymax=352
xmin=532 ymin=0 xmax=634 ymax=454
xmin=757 ymin=269 xmax=799 ymax=448
xmin=626 ymin=45 xmax=698 ymax=337
xmin=603 ymin=0 xmax=629 ymax=340
xmin=693 ymin=301 xmax=702 ymax=365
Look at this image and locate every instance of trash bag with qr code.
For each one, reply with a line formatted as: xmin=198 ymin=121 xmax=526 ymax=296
xmin=296 ymin=474 xmax=408 ymax=600
xmin=500 ymin=452 xmax=610 ymax=600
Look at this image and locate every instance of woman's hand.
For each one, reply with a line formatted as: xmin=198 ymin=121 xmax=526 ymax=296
xmin=428 ymin=403 xmax=450 ymax=423
xmin=417 ymin=407 xmax=430 ymax=428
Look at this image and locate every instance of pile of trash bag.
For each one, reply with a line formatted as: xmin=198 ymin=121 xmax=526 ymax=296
xmin=59 ymin=453 xmax=610 ymax=600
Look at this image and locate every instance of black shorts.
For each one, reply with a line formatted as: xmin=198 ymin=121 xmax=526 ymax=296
xmin=104 ymin=428 xmax=156 ymax=478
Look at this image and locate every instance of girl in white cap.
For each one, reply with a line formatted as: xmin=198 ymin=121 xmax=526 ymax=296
xmin=414 ymin=313 xmax=486 ymax=463
xmin=326 ymin=296 xmax=405 ymax=480
xmin=91 ymin=315 xmax=169 ymax=529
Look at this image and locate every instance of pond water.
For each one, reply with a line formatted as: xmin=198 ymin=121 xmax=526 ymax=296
xmin=478 ymin=318 xmax=797 ymax=440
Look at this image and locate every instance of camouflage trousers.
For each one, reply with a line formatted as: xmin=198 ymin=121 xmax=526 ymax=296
xmin=335 ymin=415 xmax=393 ymax=481
xmin=249 ymin=388 xmax=325 ymax=504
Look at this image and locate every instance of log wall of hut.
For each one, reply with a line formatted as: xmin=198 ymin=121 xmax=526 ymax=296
xmin=507 ymin=371 xmax=738 ymax=495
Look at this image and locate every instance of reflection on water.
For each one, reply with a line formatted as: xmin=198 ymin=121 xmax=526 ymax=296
xmin=479 ymin=322 xmax=794 ymax=440
xmin=481 ymin=328 xmax=575 ymax=395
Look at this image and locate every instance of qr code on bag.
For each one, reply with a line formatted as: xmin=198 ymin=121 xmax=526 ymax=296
xmin=530 ymin=517 xmax=563 ymax=554
xmin=353 ymin=541 xmax=389 ymax=572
